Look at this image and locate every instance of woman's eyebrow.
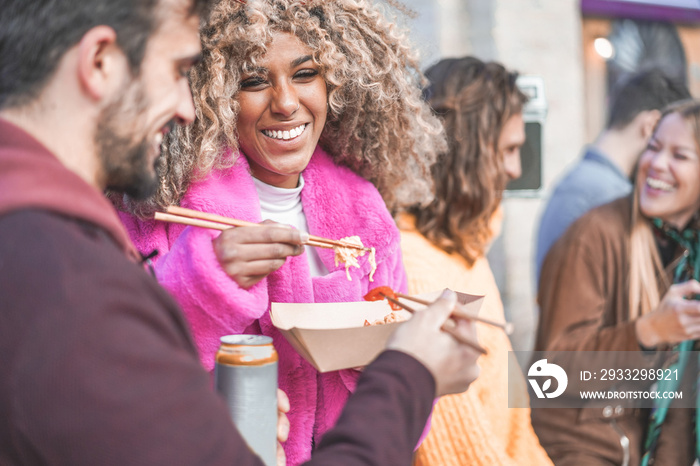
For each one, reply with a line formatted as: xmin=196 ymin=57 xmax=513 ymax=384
xmin=675 ymin=145 xmax=699 ymax=154
xmin=239 ymin=66 xmax=268 ymax=79
xmin=290 ymin=55 xmax=313 ymax=68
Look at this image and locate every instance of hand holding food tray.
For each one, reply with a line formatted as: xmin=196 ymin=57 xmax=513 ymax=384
xmin=269 ymin=290 xmax=487 ymax=373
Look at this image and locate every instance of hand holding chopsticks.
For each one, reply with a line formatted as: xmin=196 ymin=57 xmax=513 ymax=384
xmin=386 ymin=289 xmax=482 ymax=396
xmin=154 ymin=207 xmax=309 ymax=289
xmin=381 ymin=293 xmax=488 ymax=355
xmin=364 ymin=286 xmax=513 ymax=335
xmin=156 ymin=206 xmax=371 ymax=252
xmin=212 ymin=219 xmax=307 ymax=290
xmin=395 ymin=292 xmax=514 ymax=335
xmin=154 ymin=206 xmax=375 ymax=289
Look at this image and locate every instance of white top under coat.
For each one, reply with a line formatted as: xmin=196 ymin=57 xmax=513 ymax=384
xmin=252 ymin=174 xmax=329 ymax=277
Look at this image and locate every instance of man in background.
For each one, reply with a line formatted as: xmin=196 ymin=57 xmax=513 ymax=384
xmin=536 ymin=69 xmax=689 ymax=281
xmin=0 ymin=1 xmax=480 ymax=464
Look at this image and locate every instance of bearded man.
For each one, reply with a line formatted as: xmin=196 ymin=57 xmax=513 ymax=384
xmin=0 ymin=1 xmax=480 ymax=465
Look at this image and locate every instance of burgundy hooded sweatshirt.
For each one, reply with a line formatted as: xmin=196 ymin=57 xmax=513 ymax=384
xmin=0 ymin=118 xmax=435 ymax=466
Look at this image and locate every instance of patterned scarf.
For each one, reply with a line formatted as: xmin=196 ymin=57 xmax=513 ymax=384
xmin=641 ymin=217 xmax=700 ymax=465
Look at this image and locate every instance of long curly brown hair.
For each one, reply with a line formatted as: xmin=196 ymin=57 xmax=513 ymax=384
xmin=125 ymin=0 xmax=445 ymax=217
xmin=409 ymin=56 xmax=527 ymax=266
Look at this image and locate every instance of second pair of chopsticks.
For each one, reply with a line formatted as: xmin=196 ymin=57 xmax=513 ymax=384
xmin=396 ymin=292 xmax=514 ymax=335
xmin=380 ymin=293 xmax=488 ymax=355
xmin=366 ymin=286 xmax=512 ymax=335
xmin=155 ymin=206 xmax=371 ymax=252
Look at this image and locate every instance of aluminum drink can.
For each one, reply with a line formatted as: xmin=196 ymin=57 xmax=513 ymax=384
xmin=214 ymin=335 xmax=278 ymax=466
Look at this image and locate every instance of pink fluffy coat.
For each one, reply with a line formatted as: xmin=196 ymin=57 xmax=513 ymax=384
xmin=120 ymin=146 xmax=408 ymax=465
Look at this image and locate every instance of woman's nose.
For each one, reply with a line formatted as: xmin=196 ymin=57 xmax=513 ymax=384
xmin=504 ymin=151 xmax=522 ymax=181
xmin=649 ymin=151 xmax=670 ymax=172
xmin=271 ymin=82 xmax=300 ymax=117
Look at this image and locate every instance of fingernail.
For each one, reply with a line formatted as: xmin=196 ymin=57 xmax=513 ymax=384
xmin=440 ymin=288 xmax=455 ymax=300
xmin=300 ymin=231 xmax=310 ymax=243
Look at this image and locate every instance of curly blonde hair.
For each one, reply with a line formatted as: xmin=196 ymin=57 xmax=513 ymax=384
xmin=126 ymin=0 xmax=445 ymax=217
xmin=410 ymin=57 xmax=527 ymax=266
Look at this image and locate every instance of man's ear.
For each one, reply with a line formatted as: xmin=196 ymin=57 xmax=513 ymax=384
xmin=77 ymin=26 xmax=128 ymax=101
xmin=639 ymin=109 xmax=661 ymax=141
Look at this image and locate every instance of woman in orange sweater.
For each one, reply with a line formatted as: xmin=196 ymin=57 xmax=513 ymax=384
xmin=400 ymin=56 xmax=552 ymax=466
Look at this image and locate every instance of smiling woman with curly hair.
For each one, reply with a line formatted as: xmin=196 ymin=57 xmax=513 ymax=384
xmin=125 ymin=0 xmax=443 ymax=217
xmin=118 ymin=1 xmax=445 ymax=464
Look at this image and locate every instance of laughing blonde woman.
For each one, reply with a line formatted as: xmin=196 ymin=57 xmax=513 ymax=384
xmin=534 ymin=99 xmax=700 ymax=465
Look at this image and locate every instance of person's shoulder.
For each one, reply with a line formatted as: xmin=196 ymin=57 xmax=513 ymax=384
xmin=399 ymin=226 xmax=438 ymax=256
xmin=399 ymin=225 xmax=482 ymax=294
xmin=399 ymin=223 xmax=457 ymax=264
xmin=400 ymin=229 xmax=453 ymax=270
xmin=1 ymin=209 xmax=128 ymax=266
xmin=1 ymin=209 xmax=175 ymax=310
xmin=562 ymin=196 xmax=632 ymax=245
xmin=1 ymin=208 xmax=192 ymax=355
xmin=576 ymin=195 xmax=631 ymax=226
xmin=543 ymin=162 xmax=593 ymax=215
xmin=0 ymin=209 xmax=98 ymax=259
xmin=1 ymin=208 xmax=70 ymax=230
xmin=551 ymin=160 xmax=611 ymax=199
xmin=542 ymin=157 xmax=630 ymax=228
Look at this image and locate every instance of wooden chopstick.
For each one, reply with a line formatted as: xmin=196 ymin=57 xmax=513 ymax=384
xmin=381 ymin=294 xmax=488 ymax=355
xmin=155 ymin=211 xmax=336 ymax=250
xmin=166 ymin=206 xmax=370 ymax=252
xmin=167 ymin=205 xmax=257 ymax=228
xmin=309 ymin=238 xmax=372 ymax=252
xmin=154 ymin=212 xmax=231 ymax=231
xmin=395 ymin=292 xmax=514 ymax=335
xmin=306 ymin=240 xmax=334 ymax=249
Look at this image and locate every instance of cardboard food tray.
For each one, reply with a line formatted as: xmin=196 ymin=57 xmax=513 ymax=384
xmin=270 ymin=291 xmax=484 ymax=373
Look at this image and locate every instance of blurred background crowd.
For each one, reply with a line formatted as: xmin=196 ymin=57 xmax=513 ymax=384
xmin=394 ymin=0 xmax=700 ymax=354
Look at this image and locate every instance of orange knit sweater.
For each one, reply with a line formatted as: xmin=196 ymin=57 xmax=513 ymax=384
xmin=399 ymin=216 xmax=552 ymax=466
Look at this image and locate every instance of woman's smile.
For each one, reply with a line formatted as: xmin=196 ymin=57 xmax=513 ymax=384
xmin=261 ymin=123 xmax=308 ymax=141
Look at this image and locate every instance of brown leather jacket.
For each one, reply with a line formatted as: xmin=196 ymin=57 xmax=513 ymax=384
xmin=533 ymin=196 xmax=693 ymax=466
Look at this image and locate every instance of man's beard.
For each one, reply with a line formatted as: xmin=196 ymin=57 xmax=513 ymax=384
xmin=95 ymin=82 xmax=160 ymax=201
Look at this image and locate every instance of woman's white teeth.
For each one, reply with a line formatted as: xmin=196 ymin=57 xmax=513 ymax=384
xmin=263 ymin=124 xmax=305 ymax=140
xmin=646 ymin=177 xmax=674 ymax=191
